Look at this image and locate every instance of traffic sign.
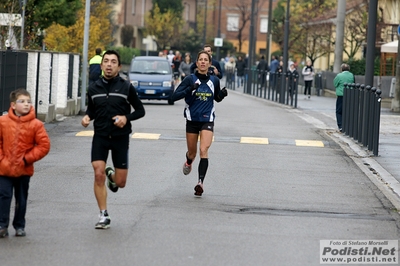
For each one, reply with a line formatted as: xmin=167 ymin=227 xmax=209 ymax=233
xmin=214 ymin=38 xmax=223 ymax=47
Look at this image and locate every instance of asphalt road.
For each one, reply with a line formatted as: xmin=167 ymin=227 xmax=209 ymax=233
xmin=1 ymin=89 xmax=399 ymax=266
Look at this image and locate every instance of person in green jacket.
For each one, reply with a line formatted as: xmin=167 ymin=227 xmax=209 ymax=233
xmin=333 ymin=63 xmax=355 ymax=132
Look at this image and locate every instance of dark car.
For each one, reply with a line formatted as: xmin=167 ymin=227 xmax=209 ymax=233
xmin=126 ymin=56 xmax=175 ymax=105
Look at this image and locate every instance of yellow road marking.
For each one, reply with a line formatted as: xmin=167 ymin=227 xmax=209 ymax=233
xmin=76 ymin=130 xmax=94 ymax=136
xmin=240 ymin=137 xmax=269 ymax=145
xmin=295 ymin=140 xmax=324 ymax=147
xmin=131 ymin=133 xmax=161 ymax=140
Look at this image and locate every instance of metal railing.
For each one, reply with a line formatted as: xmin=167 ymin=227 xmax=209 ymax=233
xmin=342 ymin=83 xmax=382 ymax=156
xmin=234 ymin=68 xmax=299 ymax=108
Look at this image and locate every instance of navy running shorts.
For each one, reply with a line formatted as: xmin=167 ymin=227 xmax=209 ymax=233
xmin=91 ymin=134 xmax=130 ymax=169
xmin=186 ymin=120 xmax=214 ymax=134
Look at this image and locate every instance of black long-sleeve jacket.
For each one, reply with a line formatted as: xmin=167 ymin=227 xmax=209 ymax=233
xmin=86 ymin=75 xmax=145 ymax=137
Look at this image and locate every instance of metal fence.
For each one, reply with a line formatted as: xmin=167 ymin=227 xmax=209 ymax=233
xmin=0 ymin=51 xmax=28 ymax=113
xmin=342 ymin=83 xmax=382 ymax=156
xmin=225 ymin=68 xmax=300 ymax=108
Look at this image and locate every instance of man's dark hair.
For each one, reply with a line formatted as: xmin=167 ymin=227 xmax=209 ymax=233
xmin=95 ymin=48 xmax=102 ymax=55
xmin=203 ymin=44 xmax=212 ymax=51
xmin=102 ymin=50 xmax=121 ymax=66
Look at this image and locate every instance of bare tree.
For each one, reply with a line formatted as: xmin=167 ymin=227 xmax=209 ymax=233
xmin=343 ymin=1 xmax=368 ymax=59
xmin=227 ymin=0 xmax=267 ymax=53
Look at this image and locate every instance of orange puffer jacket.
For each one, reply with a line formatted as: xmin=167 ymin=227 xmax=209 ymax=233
xmin=0 ymin=106 xmax=50 ymax=177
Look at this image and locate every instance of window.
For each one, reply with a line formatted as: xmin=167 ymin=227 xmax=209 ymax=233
xmin=227 ymin=14 xmax=239 ymax=32
xmin=260 ymin=17 xmax=268 ymax=33
xmin=132 ymin=0 xmax=136 ymax=15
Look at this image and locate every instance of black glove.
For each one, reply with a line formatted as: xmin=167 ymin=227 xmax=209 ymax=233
xmin=221 ymin=87 xmax=228 ymax=97
xmin=192 ymin=82 xmax=200 ymax=91
xmin=185 ymin=82 xmax=199 ymax=93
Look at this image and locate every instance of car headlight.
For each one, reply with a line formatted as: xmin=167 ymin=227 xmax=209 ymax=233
xmin=131 ymin=80 xmax=139 ymax=87
xmin=163 ymin=81 xmax=172 ymax=87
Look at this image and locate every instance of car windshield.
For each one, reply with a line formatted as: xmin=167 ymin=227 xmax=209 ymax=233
xmin=130 ymin=60 xmax=171 ymax=74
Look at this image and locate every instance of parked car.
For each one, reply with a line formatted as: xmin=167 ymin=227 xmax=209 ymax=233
xmin=125 ymin=56 xmax=175 ymax=105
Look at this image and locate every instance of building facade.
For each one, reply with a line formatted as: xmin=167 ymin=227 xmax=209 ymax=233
xmin=112 ymin=0 xmax=277 ymax=58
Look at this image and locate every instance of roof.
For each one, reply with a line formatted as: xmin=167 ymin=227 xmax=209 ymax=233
xmin=381 ymin=41 xmax=398 ymax=53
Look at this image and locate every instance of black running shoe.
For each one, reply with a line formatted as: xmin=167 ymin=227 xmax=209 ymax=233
xmin=0 ymin=227 xmax=8 ymax=238
xmin=194 ymin=182 xmax=204 ymax=196
xmin=15 ymin=228 xmax=26 ymax=237
xmin=105 ymin=166 xmax=118 ymax=193
xmin=95 ymin=212 xmax=111 ymax=229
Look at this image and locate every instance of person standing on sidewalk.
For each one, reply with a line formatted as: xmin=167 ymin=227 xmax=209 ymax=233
xmin=302 ymin=59 xmax=314 ymax=99
xmin=171 ymin=50 xmax=228 ymax=196
xmin=236 ymin=56 xmax=246 ymax=88
xmin=333 ymin=63 xmax=355 ymax=132
xmin=81 ymin=50 xmax=145 ymax=229
xmin=269 ymin=55 xmax=279 ymax=88
xmin=0 ymin=89 xmax=50 ymax=238
xmin=257 ymin=55 xmax=270 ymax=89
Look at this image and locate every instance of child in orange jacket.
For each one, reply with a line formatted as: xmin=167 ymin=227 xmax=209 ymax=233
xmin=0 ymin=89 xmax=50 ymax=238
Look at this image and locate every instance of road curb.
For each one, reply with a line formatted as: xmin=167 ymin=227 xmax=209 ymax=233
xmin=329 ymin=131 xmax=400 ymax=212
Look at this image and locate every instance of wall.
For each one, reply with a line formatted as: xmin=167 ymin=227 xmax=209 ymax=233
xmin=24 ymin=50 xmax=80 ymax=123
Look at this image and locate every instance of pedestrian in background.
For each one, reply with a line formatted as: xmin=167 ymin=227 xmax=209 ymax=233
xmin=269 ymin=55 xmax=279 ymax=88
xmin=219 ymin=58 xmax=225 ymax=77
xmin=179 ymin=52 xmax=193 ymax=81
xmin=81 ymin=50 xmax=145 ymax=229
xmin=0 ymin=88 xmax=51 ymax=238
xmin=236 ymin=56 xmax=246 ymax=88
xmin=302 ymin=59 xmax=314 ymax=99
xmin=225 ymin=57 xmax=236 ymax=86
xmin=89 ymin=48 xmax=103 ymax=86
xmin=287 ymin=62 xmax=299 ymax=102
xmin=333 ymin=63 xmax=355 ymax=132
xmin=172 ymin=51 xmax=182 ymax=84
xmin=257 ymin=55 xmax=270 ymax=89
xmin=190 ymin=44 xmax=223 ymax=79
xmin=172 ymin=50 xmax=228 ymax=197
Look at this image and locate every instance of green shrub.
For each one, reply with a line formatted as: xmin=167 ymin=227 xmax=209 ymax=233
xmin=344 ymin=58 xmax=380 ymax=76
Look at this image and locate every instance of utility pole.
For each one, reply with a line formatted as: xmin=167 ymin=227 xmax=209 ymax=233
xmin=202 ymin=0 xmax=208 ymax=46
xmin=216 ymin=0 xmax=222 ymax=61
xmin=391 ymin=27 xmax=400 ymax=112
xmin=80 ymin=0 xmax=90 ymax=112
xmin=280 ymin=0 xmax=290 ymax=103
xmin=20 ymin=0 xmax=26 ymax=49
xmin=333 ymin=0 xmax=346 ymax=73
xmin=266 ymin=0 xmax=273 ymax=64
xmin=364 ymin=0 xmax=378 ymax=86
xmin=246 ymin=0 xmax=257 ymax=94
